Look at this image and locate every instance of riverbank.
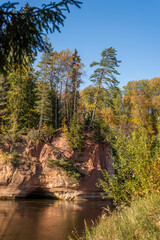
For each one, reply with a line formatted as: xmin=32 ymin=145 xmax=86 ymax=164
xmin=77 ymin=193 xmax=160 ymax=240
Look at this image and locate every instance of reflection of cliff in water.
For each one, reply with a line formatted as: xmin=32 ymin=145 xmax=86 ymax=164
xmin=0 ymin=200 xmax=112 ymax=240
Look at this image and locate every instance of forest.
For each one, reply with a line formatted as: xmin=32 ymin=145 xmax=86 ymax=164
xmin=1 ymin=1 xmax=160 ymax=239
xmin=0 ymin=37 xmax=160 ymax=205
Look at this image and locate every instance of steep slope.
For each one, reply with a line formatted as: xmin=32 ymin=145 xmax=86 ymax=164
xmin=0 ymin=133 xmax=114 ymax=200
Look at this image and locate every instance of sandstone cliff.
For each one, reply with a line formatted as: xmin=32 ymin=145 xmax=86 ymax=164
xmin=0 ymin=133 xmax=114 ymax=200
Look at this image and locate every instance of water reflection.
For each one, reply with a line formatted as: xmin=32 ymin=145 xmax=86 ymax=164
xmin=0 ymin=200 xmax=111 ymax=240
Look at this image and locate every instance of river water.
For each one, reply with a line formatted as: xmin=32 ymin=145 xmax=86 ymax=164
xmin=0 ymin=199 xmax=111 ymax=240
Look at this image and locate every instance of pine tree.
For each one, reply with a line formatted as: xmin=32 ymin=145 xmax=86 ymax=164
xmin=57 ymin=49 xmax=73 ymax=127
xmin=49 ymin=50 xmax=59 ymax=129
xmin=36 ymin=47 xmax=83 ymax=130
xmin=70 ymin=49 xmax=83 ymax=115
xmin=90 ymin=47 xmax=121 ymax=126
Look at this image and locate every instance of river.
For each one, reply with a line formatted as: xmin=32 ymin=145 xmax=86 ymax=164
xmin=0 ymin=199 xmax=111 ymax=240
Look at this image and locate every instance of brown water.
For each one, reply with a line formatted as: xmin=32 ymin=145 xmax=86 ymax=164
xmin=0 ymin=200 xmax=111 ymax=240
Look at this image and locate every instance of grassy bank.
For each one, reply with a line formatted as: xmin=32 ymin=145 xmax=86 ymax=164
xmin=72 ymin=194 xmax=160 ymax=240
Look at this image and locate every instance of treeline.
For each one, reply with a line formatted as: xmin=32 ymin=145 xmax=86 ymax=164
xmin=0 ymin=43 xmax=160 ymax=139
xmin=0 ymin=46 xmax=83 ymax=134
xmin=0 ymin=44 xmax=160 ymax=204
xmin=81 ymin=78 xmax=160 ymax=135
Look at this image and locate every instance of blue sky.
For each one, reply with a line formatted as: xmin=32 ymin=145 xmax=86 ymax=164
xmin=6 ymin=0 xmax=160 ymax=89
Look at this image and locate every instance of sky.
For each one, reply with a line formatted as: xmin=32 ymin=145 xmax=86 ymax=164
xmin=4 ymin=0 xmax=160 ymax=89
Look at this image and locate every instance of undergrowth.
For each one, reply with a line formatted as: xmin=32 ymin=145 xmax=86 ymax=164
xmin=3 ymin=150 xmax=20 ymax=167
xmin=70 ymin=193 xmax=160 ymax=240
xmin=47 ymin=158 xmax=82 ymax=183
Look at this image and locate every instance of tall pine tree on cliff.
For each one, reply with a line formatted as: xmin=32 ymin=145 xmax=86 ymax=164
xmin=90 ymin=47 xmax=121 ymax=127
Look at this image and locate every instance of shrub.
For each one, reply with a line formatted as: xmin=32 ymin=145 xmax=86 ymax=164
xmin=47 ymin=158 xmax=81 ymax=183
xmin=98 ymin=128 xmax=160 ymax=205
xmin=75 ymin=193 xmax=160 ymax=240
xmin=40 ymin=124 xmax=55 ymax=142
xmin=10 ymin=150 xmax=20 ymax=167
xmin=3 ymin=152 xmax=9 ymax=163
xmin=3 ymin=150 xmax=21 ymax=167
xmin=0 ymin=134 xmax=4 ymax=143
xmin=27 ymin=129 xmax=40 ymax=142
xmin=67 ymin=113 xmax=85 ymax=151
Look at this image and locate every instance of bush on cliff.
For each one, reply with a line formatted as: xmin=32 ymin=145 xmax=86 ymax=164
xmin=47 ymin=158 xmax=82 ymax=183
xmin=67 ymin=112 xmax=85 ymax=151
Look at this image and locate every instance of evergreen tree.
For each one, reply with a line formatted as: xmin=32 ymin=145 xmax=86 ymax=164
xmin=69 ymin=49 xmax=83 ymax=117
xmin=49 ymin=50 xmax=59 ymax=129
xmin=90 ymin=47 xmax=121 ymax=126
xmin=36 ymin=40 xmax=60 ymax=131
xmin=67 ymin=111 xmax=84 ymax=151
xmin=7 ymin=63 xmax=36 ymax=132
xmin=35 ymin=77 xmax=52 ymax=130
xmin=0 ymin=1 xmax=82 ymax=75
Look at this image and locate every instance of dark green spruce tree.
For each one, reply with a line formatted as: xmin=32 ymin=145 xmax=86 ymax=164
xmin=67 ymin=111 xmax=85 ymax=151
xmin=69 ymin=49 xmax=83 ymax=121
xmin=36 ymin=40 xmax=54 ymax=131
xmin=7 ymin=62 xmax=36 ymax=132
xmin=0 ymin=1 xmax=82 ymax=75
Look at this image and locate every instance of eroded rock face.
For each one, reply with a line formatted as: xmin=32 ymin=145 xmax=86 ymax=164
xmin=0 ymin=134 xmax=114 ymax=200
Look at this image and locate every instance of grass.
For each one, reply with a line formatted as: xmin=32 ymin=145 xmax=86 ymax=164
xmin=71 ymin=194 xmax=160 ymax=240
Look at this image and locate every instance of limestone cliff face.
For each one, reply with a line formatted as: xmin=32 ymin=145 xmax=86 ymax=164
xmin=0 ymin=134 xmax=114 ymax=200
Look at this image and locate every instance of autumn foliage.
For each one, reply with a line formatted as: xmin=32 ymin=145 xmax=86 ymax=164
xmin=0 ymin=45 xmax=159 ymax=205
